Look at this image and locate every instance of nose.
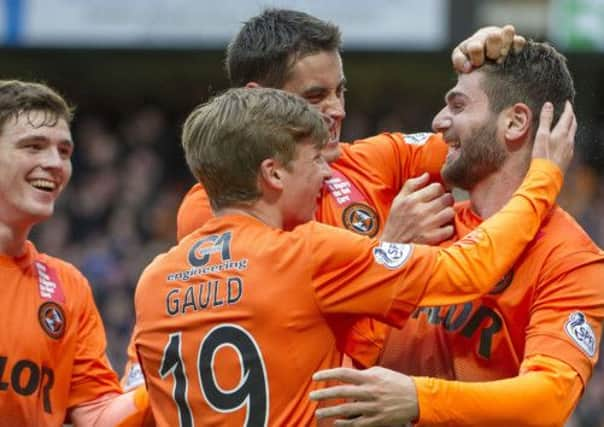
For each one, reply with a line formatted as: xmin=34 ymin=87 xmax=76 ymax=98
xmin=41 ymin=146 xmax=66 ymax=169
xmin=321 ymin=94 xmax=346 ymax=122
xmin=432 ymin=107 xmax=452 ymax=134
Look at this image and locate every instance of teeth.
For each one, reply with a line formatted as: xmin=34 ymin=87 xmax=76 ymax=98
xmin=30 ymin=179 xmax=56 ymax=191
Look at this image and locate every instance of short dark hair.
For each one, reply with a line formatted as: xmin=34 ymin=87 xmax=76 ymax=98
xmin=0 ymin=80 xmax=73 ymax=135
xmin=479 ymin=40 xmax=575 ymax=134
xmin=226 ymin=8 xmax=342 ymax=88
xmin=182 ymin=88 xmax=328 ymax=210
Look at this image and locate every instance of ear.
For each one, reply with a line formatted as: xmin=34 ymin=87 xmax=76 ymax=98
xmin=245 ymin=81 xmax=262 ymax=89
xmin=258 ymin=158 xmax=285 ymax=191
xmin=503 ymin=102 xmax=532 ymax=143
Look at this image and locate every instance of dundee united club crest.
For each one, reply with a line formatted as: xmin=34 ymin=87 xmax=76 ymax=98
xmin=342 ymin=203 xmax=379 ymax=237
xmin=38 ymin=302 xmax=66 ymax=339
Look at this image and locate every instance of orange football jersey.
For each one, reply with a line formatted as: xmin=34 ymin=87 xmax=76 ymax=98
xmin=176 ymin=132 xmax=448 ymax=241
xmin=133 ymin=160 xmax=562 ymax=426
xmin=0 ymin=241 xmax=121 ymax=426
xmin=125 ymin=132 xmax=447 ymax=389
xmin=377 ymin=202 xmax=604 ymax=386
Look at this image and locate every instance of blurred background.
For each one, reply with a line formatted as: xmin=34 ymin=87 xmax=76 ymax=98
xmin=1 ymin=0 xmax=602 ymax=425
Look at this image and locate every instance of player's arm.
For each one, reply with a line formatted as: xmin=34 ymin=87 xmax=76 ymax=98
xmin=309 ymin=355 xmax=581 ymax=427
xmin=70 ymin=386 xmax=152 ymax=427
xmin=411 ymin=254 xmax=604 ymax=426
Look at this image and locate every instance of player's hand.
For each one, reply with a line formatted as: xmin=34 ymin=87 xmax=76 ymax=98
xmin=452 ymin=25 xmax=526 ymax=73
xmin=381 ymin=173 xmax=455 ymax=245
xmin=531 ymin=101 xmax=576 ymax=174
xmin=310 ymin=366 xmax=419 ymax=426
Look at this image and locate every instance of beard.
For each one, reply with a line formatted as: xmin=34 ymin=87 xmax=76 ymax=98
xmin=441 ymin=122 xmax=508 ymax=191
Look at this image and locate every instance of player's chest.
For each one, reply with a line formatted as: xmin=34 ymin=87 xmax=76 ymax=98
xmin=317 ymin=171 xmax=391 ymax=238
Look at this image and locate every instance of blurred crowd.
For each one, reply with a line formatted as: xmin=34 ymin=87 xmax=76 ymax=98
xmin=31 ymin=100 xmax=604 ymax=426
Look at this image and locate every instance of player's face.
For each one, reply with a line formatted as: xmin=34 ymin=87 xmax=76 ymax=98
xmin=279 ymin=140 xmax=332 ymax=230
xmin=0 ymin=111 xmax=73 ymax=226
xmin=432 ymin=72 xmax=508 ymax=190
xmin=281 ymin=50 xmax=346 ymax=163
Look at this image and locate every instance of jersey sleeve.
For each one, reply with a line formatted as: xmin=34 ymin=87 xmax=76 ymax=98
xmin=67 ymin=272 xmax=121 ymax=408
xmin=310 ymin=159 xmax=563 ymax=328
xmin=524 ymin=251 xmax=604 ymax=385
xmin=414 ymin=354 xmax=583 ymax=426
xmin=176 ymin=183 xmax=214 ymax=242
xmin=347 ymin=132 xmax=448 ymax=190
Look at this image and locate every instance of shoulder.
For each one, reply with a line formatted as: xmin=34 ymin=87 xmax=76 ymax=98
xmin=539 ymin=207 xmax=601 ymax=254
xmin=36 ymin=251 xmax=91 ymax=289
xmin=529 ymin=207 xmax=604 ymax=281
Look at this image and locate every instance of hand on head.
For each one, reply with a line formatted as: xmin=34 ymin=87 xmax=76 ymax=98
xmin=452 ymin=25 xmax=527 ymax=73
xmin=531 ymin=101 xmax=577 ymax=174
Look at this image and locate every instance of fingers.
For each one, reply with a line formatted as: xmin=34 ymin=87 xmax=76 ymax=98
xmin=495 ymin=25 xmax=515 ymax=63
xmin=310 ymin=384 xmax=370 ymax=402
xmin=537 ymin=102 xmax=555 ymax=137
xmin=315 ymin=400 xmax=375 ymax=419
xmin=512 ymin=35 xmax=527 ymax=53
xmin=420 ymin=225 xmax=455 ymax=246
xmin=399 ymin=173 xmax=430 ymax=197
xmin=466 ymin=39 xmax=485 ymax=68
xmin=532 ymin=100 xmax=576 ymax=173
xmin=313 ymin=367 xmax=366 ymax=384
xmin=553 ymin=100 xmax=574 ymax=134
xmin=451 ymin=46 xmax=471 ymax=73
xmin=484 ymin=31 xmax=503 ymax=60
xmin=404 ymin=182 xmax=445 ymax=204
xmin=453 ymin=25 xmax=526 ymax=72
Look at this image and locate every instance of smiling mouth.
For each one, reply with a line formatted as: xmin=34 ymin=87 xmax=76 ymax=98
xmin=30 ymin=179 xmax=57 ymax=192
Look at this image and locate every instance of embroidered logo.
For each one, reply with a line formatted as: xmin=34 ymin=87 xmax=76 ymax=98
xmin=404 ymin=132 xmax=432 ymax=146
xmin=38 ymin=302 xmax=66 ymax=339
xmin=373 ymin=242 xmax=413 ymax=270
xmin=564 ymin=311 xmax=596 ymax=357
xmin=342 ymin=203 xmax=379 ymax=237
xmin=35 ymin=261 xmax=65 ymax=303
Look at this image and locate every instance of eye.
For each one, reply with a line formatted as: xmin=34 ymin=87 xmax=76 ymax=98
xmin=25 ymin=143 xmax=44 ymax=151
xmin=450 ymin=102 xmax=465 ymax=113
xmin=58 ymin=145 xmax=73 ymax=159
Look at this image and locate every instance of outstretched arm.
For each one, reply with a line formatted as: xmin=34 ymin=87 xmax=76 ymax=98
xmin=309 ymin=355 xmax=582 ymax=427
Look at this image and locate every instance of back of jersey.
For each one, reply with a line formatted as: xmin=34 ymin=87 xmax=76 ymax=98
xmin=134 ymin=215 xmax=341 ymax=426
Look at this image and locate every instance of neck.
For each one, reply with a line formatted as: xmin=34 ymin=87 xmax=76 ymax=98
xmin=0 ymin=221 xmax=32 ymax=257
xmin=215 ymin=200 xmax=284 ymax=229
xmin=468 ymin=154 xmax=531 ymax=219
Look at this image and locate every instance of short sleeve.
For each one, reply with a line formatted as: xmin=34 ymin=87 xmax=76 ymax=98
xmin=346 ymin=132 xmax=448 ymax=191
xmin=68 ymin=279 xmax=121 ymax=408
xmin=524 ymin=252 xmax=604 ymax=385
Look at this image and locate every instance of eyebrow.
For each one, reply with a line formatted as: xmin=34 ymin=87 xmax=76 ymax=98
xmin=17 ymin=134 xmax=74 ymax=146
xmin=445 ymin=90 xmax=467 ymax=104
xmin=302 ymin=77 xmax=347 ymax=94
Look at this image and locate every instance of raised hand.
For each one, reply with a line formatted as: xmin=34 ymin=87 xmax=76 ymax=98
xmin=452 ymin=25 xmax=526 ymax=73
xmin=381 ymin=173 xmax=455 ymax=245
xmin=531 ymin=101 xmax=577 ymax=174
